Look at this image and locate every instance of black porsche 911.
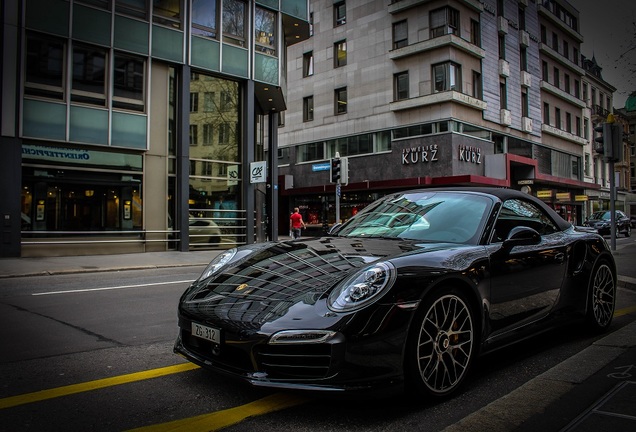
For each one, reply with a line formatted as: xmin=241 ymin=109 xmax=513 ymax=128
xmin=174 ymin=187 xmax=616 ymax=398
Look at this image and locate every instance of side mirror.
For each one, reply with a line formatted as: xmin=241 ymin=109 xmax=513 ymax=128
xmin=502 ymin=226 xmax=541 ymax=250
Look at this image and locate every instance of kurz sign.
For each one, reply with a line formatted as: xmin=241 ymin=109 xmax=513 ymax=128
xmin=458 ymin=145 xmax=482 ymax=164
xmin=402 ymin=144 xmax=439 ymax=165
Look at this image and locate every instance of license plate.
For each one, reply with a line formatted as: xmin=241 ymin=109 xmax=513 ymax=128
xmin=191 ymin=322 xmax=221 ymax=344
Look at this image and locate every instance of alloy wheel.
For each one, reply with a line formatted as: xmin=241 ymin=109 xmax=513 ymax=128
xmin=416 ymin=293 xmax=474 ymax=394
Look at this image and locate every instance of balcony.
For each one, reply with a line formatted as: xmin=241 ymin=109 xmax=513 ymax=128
xmin=500 ymin=109 xmax=511 ymax=126
xmin=499 ymin=59 xmax=510 ymax=77
xmin=389 ymin=91 xmax=487 ymax=112
xmin=521 ymin=70 xmax=532 ymax=88
xmin=389 ymin=34 xmax=485 ymax=60
xmin=389 ymin=0 xmax=482 ymax=14
xmin=540 ymin=80 xmax=586 ymax=108
xmin=522 ymin=117 xmax=533 ymax=133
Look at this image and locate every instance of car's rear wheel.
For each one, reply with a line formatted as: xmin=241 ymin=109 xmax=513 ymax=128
xmin=624 ymin=225 xmax=631 ymax=237
xmin=405 ymin=287 xmax=476 ymax=398
xmin=586 ymin=260 xmax=615 ymax=331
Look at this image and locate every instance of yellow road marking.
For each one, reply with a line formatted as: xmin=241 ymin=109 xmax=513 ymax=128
xmin=127 ymin=392 xmax=309 ymax=432
xmin=614 ymin=304 xmax=636 ymax=317
xmin=0 ymin=362 xmax=199 ymax=410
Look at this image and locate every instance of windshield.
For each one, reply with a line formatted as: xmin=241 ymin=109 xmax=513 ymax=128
xmin=335 ymin=191 xmax=492 ymax=244
xmin=590 ymin=211 xmax=610 ymax=221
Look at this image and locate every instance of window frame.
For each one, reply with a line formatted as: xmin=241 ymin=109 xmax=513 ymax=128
xmin=432 ymin=61 xmax=461 ymax=93
xmin=394 ymin=71 xmax=409 ymax=101
xmin=335 ymin=87 xmax=347 ymax=115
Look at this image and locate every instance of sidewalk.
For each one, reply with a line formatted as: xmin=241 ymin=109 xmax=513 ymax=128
xmin=1 ymin=240 xmax=635 ymax=432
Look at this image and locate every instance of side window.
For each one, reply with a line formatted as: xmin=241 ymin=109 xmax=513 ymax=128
xmin=492 ymin=199 xmax=558 ymax=242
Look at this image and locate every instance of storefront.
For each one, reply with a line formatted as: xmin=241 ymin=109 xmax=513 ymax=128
xmin=21 ymin=143 xmax=145 ymax=256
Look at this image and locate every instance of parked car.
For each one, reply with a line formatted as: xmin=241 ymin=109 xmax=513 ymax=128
xmin=583 ymin=210 xmax=631 ymax=237
xmin=175 ymin=188 xmax=617 ymax=399
xmin=188 ymin=218 xmax=222 ymax=245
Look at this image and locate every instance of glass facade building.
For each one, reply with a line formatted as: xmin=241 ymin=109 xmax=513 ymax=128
xmin=1 ymin=0 xmax=309 ymax=257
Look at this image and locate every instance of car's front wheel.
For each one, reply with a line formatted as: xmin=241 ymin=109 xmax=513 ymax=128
xmin=624 ymin=225 xmax=631 ymax=237
xmin=586 ymin=260 xmax=616 ymax=331
xmin=405 ymin=287 xmax=476 ymax=398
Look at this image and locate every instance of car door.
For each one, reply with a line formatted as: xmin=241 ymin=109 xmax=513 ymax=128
xmin=486 ymin=198 xmax=568 ymax=338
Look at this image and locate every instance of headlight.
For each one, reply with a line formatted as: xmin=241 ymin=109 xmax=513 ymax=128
xmin=327 ymin=262 xmax=397 ymax=312
xmin=198 ymin=248 xmax=237 ymax=281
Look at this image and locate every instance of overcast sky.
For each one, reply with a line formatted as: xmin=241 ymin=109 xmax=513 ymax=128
xmin=570 ymin=0 xmax=636 ymax=108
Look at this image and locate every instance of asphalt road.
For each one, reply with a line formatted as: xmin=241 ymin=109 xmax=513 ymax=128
xmin=1 ymin=263 xmax=635 ymax=431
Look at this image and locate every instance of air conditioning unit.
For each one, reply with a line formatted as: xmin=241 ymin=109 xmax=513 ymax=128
xmin=522 ymin=117 xmax=533 ymax=132
xmin=498 ymin=16 xmax=508 ymax=34
xmin=499 ymin=59 xmax=510 ymax=77
xmin=520 ymin=30 xmax=530 ymax=47
xmin=501 ymin=109 xmax=512 ymax=126
xmin=521 ymin=70 xmax=532 ymax=87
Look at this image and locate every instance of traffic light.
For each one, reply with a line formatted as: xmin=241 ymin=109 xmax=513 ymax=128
xmin=330 ymin=158 xmax=341 ymax=183
xmin=610 ymin=124 xmax=623 ymax=163
xmin=594 ymin=122 xmax=611 ymax=157
xmin=340 ymin=157 xmax=349 ymax=185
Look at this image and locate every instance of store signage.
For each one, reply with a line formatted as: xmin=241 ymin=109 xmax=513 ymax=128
xmin=458 ymin=145 xmax=482 ymax=164
xmin=250 ymin=161 xmax=267 ymax=184
xmin=537 ymin=190 xmax=552 ymax=198
xmin=22 ymin=144 xmax=142 ymax=170
xmin=556 ymin=192 xmax=571 ymax=201
xmin=312 ymin=162 xmax=330 ymax=172
xmin=227 ymin=165 xmax=239 ymax=186
xmin=401 ymin=144 xmax=439 ymax=165
xmin=575 ymin=195 xmax=588 ymax=201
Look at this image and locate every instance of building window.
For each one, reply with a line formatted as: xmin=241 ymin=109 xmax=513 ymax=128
xmin=303 ymin=96 xmax=314 ymax=121
xmin=583 ymin=83 xmax=588 ymax=103
xmin=153 ymin=0 xmax=182 ymax=29
xmin=433 ymin=62 xmax=461 ymax=92
xmin=192 ymin=0 xmax=218 ymax=38
xmin=25 ymin=33 xmax=65 ymax=100
xmin=189 ymin=124 xmax=198 ymax=145
xmin=563 ymin=40 xmax=569 ymax=59
xmin=472 ymin=71 xmax=482 ymax=99
xmin=190 ymin=92 xmax=199 ymax=112
xmin=297 ymin=142 xmax=324 ymax=163
xmin=573 ymin=47 xmax=579 ymax=65
xmin=254 ymin=6 xmax=276 ymax=55
xmin=521 ymin=88 xmax=529 ymax=117
xmin=564 ymin=73 xmax=570 ymax=94
xmin=72 ymin=44 xmax=107 ymax=106
xmin=544 ymin=102 xmax=550 ymax=125
xmin=553 ymin=67 xmax=560 ymax=88
xmin=585 ymin=153 xmax=591 ymax=176
xmin=500 ymin=78 xmax=507 ymax=109
xmin=541 ymin=25 xmax=547 ymax=44
xmin=112 ymin=53 xmax=145 ymax=112
xmin=335 ymin=87 xmax=347 ymax=114
xmin=219 ymin=122 xmax=232 ymax=144
xmin=430 ymin=7 xmax=459 ymax=38
xmin=303 ymin=51 xmax=314 ymax=77
xmin=520 ymin=46 xmax=528 ymax=71
xmin=584 ymin=118 xmax=589 ymax=139
xmin=498 ymin=34 xmax=506 ymax=60
xmin=220 ymin=91 xmax=233 ymax=111
xmin=222 ymin=0 xmax=246 ymax=47
xmin=309 ymin=12 xmax=314 ymax=37
xmin=470 ymin=19 xmax=481 ymax=47
xmin=574 ymin=79 xmax=580 ymax=98
xmin=566 ymin=112 xmax=572 ymax=133
xmin=393 ymin=20 xmax=408 ymax=49
xmin=116 ymin=0 xmax=148 ymax=20
xmin=334 ymin=1 xmax=346 ymax=26
xmin=518 ymin=6 xmax=526 ymax=31
xmin=552 ymin=32 xmax=558 ymax=50
xmin=203 ymin=92 xmax=215 ymax=112
xmin=334 ymin=40 xmax=347 ymax=67
xmin=394 ymin=72 xmax=409 ymax=101
xmin=203 ymin=124 xmax=214 ymax=145
xmin=497 ymin=0 xmax=504 ymax=16
xmin=542 ymin=61 xmax=548 ymax=81
xmin=555 ymin=107 xmax=561 ymax=129
xmin=576 ymin=116 xmax=581 ymax=137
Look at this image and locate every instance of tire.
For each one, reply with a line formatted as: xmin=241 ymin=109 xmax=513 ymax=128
xmin=624 ymin=225 xmax=631 ymax=238
xmin=405 ymin=287 xmax=476 ymax=398
xmin=586 ymin=261 xmax=616 ymax=332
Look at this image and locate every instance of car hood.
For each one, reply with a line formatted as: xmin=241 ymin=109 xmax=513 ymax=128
xmin=179 ymin=237 xmax=452 ymax=332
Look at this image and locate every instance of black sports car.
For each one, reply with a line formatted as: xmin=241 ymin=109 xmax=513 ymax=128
xmin=174 ymin=187 xmax=617 ymax=398
xmin=583 ymin=210 xmax=632 ymax=237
